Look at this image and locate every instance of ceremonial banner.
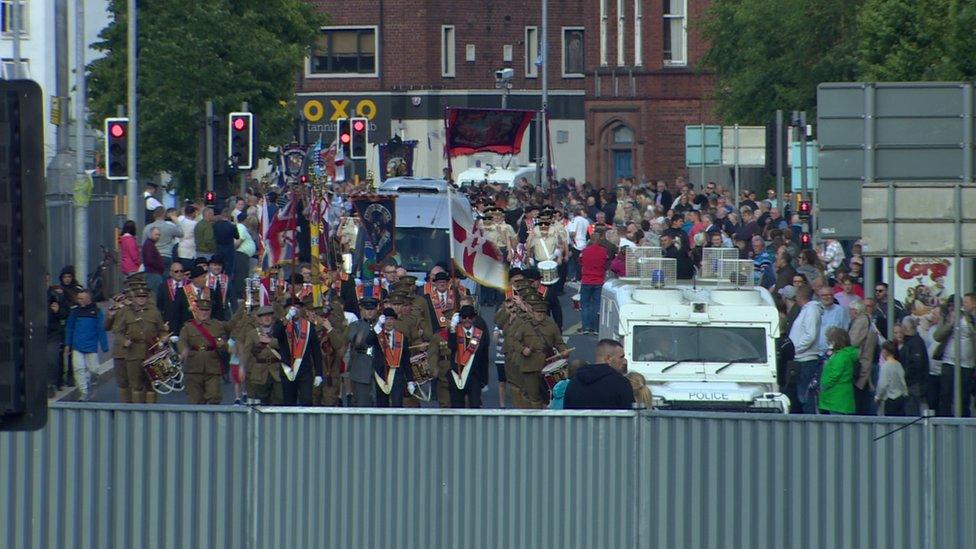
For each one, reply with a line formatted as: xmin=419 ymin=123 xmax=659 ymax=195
xmin=378 ymin=139 xmax=418 ymax=181
xmin=449 ymin=191 xmax=508 ymax=290
xmin=352 ymin=195 xmax=396 ymax=278
xmin=445 ymin=107 xmax=534 ymax=157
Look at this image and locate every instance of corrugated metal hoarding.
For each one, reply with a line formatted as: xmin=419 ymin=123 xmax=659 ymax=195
xmin=2 ymin=405 xmax=974 ymax=549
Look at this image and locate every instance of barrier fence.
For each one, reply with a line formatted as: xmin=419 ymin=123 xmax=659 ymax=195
xmin=1 ymin=404 xmax=973 ymax=549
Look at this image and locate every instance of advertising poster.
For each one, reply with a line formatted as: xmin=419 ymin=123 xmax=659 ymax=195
xmin=883 ymin=257 xmax=955 ymax=317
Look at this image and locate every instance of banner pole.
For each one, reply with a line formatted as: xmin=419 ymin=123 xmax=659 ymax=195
xmin=444 ymin=108 xmax=454 ymax=184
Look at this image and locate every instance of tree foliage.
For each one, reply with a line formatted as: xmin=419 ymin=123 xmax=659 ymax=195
xmin=701 ymin=0 xmax=976 ymax=124
xmin=88 ymin=0 xmax=325 ymax=194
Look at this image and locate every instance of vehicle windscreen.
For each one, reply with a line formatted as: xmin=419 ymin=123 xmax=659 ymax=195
xmin=631 ymin=325 xmax=767 ymax=362
xmin=394 ymin=227 xmax=450 ymax=273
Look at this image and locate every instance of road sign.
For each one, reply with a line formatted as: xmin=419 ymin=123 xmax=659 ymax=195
xmin=685 ymin=125 xmax=722 ymax=167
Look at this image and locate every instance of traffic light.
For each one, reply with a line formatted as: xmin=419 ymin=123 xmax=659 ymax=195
xmin=205 ymin=190 xmax=216 ymax=207
xmin=336 ymin=118 xmax=351 ymax=157
xmin=299 ymin=174 xmax=309 ymax=185
xmin=350 ymin=117 xmax=368 ymax=159
xmin=798 ymin=200 xmax=812 ymax=221
xmin=104 ymin=117 xmax=129 ymax=180
xmin=0 ymin=81 xmax=48 ymax=431
xmin=227 ymin=112 xmax=253 ymax=169
xmin=800 ymin=232 xmax=812 ymax=247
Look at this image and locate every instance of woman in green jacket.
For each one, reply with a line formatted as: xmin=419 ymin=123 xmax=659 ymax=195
xmin=819 ymin=327 xmax=859 ymax=415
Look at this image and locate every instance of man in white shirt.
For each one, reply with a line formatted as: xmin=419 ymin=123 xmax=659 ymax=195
xmin=144 ymin=183 xmax=163 ymax=225
xmin=788 ymin=284 xmax=823 ymax=413
xmin=176 ymin=205 xmax=199 ymax=264
xmin=566 ymin=206 xmax=590 ymax=282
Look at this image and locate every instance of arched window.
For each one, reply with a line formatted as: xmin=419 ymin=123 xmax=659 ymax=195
xmin=613 ymin=125 xmax=634 ymax=144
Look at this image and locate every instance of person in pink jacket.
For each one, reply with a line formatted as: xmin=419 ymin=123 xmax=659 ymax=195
xmin=119 ymin=220 xmax=141 ymax=276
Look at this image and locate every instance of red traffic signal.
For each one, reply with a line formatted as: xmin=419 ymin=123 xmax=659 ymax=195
xmin=336 ymin=118 xmax=351 ymax=157
xmin=800 ymin=232 xmax=811 ymax=246
xmin=109 ymin=123 xmax=126 ymax=138
xmin=350 ymin=116 xmax=368 ymax=159
xmin=104 ymin=117 xmax=129 ymax=180
xmin=227 ymin=112 xmax=254 ymax=169
xmin=340 ymin=133 xmax=351 ymax=144
xmin=205 ymin=191 xmax=216 ymax=206
xmin=299 ymin=174 xmax=309 ymax=184
xmin=798 ymin=200 xmax=811 ymax=214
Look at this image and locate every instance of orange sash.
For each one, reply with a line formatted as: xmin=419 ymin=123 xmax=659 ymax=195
xmin=453 ymin=326 xmax=482 ymax=372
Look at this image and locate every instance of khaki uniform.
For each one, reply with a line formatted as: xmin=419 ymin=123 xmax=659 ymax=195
xmin=497 ymin=305 xmax=529 ymax=407
xmin=104 ymin=307 xmax=131 ymax=400
xmin=240 ymin=325 xmax=282 ymax=404
xmin=178 ymin=319 xmax=229 ymax=404
xmin=483 ymin=219 xmax=516 ymax=253
xmin=509 ymin=315 xmax=567 ymax=408
xmin=527 ymin=226 xmax=562 ymax=264
xmin=395 ymin=313 xmax=427 ymax=408
xmin=116 ymin=305 xmax=166 ymax=403
xmin=312 ymin=308 xmax=348 ymax=406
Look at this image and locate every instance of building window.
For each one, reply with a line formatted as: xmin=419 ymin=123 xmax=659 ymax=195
xmin=599 ymin=0 xmax=608 ymax=66
xmin=616 ymin=0 xmax=625 ymax=67
xmin=525 ymin=27 xmax=539 ymax=78
xmin=2 ymin=58 xmax=29 ymax=78
xmin=562 ymin=27 xmax=585 ymax=77
xmin=1 ymin=0 xmax=28 ymax=36
xmin=613 ymin=125 xmax=634 ymax=144
xmin=309 ymin=27 xmax=377 ymax=77
xmin=634 ymin=0 xmax=643 ymax=66
xmin=441 ymin=25 xmax=455 ymax=77
xmin=663 ymin=0 xmax=687 ymax=66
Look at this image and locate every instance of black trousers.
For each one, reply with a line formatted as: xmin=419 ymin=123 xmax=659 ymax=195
xmin=938 ymin=365 xmax=973 ymax=417
xmin=375 ymin=372 xmax=406 ymax=407
xmin=882 ymin=396 xmax=908 ymax=416
xmin=281 ymin=374 xmax=313 ymax=406
xmin=449 ymin=377 xmax=483 ymax=408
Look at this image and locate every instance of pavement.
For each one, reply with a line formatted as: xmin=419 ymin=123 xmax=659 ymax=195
xmin=56 ymin=281 xmax=596 ymax=408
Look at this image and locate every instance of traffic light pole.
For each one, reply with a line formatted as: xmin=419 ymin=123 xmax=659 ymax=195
xmin=126 ymin=0 xmax=140 ymax=233
xmin=775 ymin=109 xmax=784 ymax=209
xmin=205 ymin=100 xmax=214 ymax=193
xmin=74 ymin=0 xmax=88 ymax=286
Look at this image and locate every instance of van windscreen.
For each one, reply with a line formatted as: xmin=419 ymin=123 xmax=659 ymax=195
xmin=631 ymin=325 xmax=767 ymax=363
xmin=394 ymin=227 xmax=450 ymax=273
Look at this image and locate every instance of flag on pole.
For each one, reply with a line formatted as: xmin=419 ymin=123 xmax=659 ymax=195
xmin=311 ymin=137 xmax=324 ymax=177
xmin=264 ymin=195 xmax=297 ymax=267
xmin=449 ymin=191 xmax=508 ymax=290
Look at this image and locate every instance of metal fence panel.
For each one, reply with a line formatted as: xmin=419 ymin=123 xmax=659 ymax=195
xmin=253 ymin=409 xmax=639 ymax=549
xmin=0 ymin=404 xmax=250 ymax=549
xmin=3 ymin=405 xmax=976 ymax=549
xmin=46 ymin=193 xmax=119 ymax=285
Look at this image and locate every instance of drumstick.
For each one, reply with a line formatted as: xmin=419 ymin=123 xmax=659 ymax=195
xmin=545 ymin=347 xmax=575 ymax=362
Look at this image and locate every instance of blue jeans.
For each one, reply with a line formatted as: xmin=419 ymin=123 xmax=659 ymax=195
xmin=580 ymin=283 xmax=602 ymax=332
xmin=795 ymin=358 xmax=821 ymax=414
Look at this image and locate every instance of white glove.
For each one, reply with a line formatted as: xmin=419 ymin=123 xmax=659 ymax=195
xmin=313 ymin=376 xmax=323 ymax=388
xmin=450 ymin=312 xmax=460 ymax=331
xmin=169 ymin=335 xmax=180 ymax=343
xmin=407 ymin=381 xmax=417 ymax=395
xmin=286 ymin=306 xmax=298 ymax=321
xmin=374 ymin=315 xmax=386 ymax=334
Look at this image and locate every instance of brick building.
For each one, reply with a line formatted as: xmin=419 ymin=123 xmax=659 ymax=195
xmin=297 ymin=0 xmax=716 ymax=186
xmin=298 ymin=0 xmax=590 ymax=181
xmin=583 ymin=0 xmax=717 ymax=186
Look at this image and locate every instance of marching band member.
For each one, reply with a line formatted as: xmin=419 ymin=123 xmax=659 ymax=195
xmin=372 ymin=307 xmax=414 ymax=407
xmin=157 ymin=261 xmax=186 ymax=332
xmin=178 ymin=264 xmax=225 ymax=327
xmin=178 ymin=298 xmax=229 ymax=405
xmin=206 ymin=256 xmax=231 ymax=319
xmin=509 ymin=298 xmax=570 ymax=409
xmin=274 ymin=297 xmax=323 ymax=406
xmin=447 ymin=305 xmax=490 ymax=408
xmin=105 ymin=275 xmax=144 ymax=403
xmin=240 ymin=305 xmax=283 ymax=405
xmin=347 ymin=297 xmax=381 ymax=407
xmin=116 ymin=286 xmax=166 ymax=404
xmin=523 ymin=267 xmax=563 ymax=331
xmin=526 ymin=215 xmax=562 ymax=267
xmin=309 ymin=295 xmax=348 ymax=407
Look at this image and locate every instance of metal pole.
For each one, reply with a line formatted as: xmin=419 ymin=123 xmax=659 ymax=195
xmin=206 ymin=100 xmax=214 ymax=193
xmin=733 ymin=124 xmax=740 ymax=204
xmin=954 ymin=83 xmax=971 ymax=417
xmin=126 ymin=0 xmax=140 ymax=233
xmin=74 ymin=0 xmax=89 ymax=285
xmin=863 ymin=85 xmax=877 ymax=303
xmin=700 ymin=123 xmax=705 ymax=189
xmin=799 ymin=112 xmax=808 ymax=203
xmin=11 ymin=0 xmax=21 ymax=78
xmin=775 ymin=109 xmax=784 ymax=207
xmin=240 ymin=101 xmax=248 ymax=196
xmin=540 ymin=0 xmax=548 ymax=188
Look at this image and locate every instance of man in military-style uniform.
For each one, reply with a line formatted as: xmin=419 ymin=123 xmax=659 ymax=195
xmin=509 ymin=299 xmax=569 ymax=408
xmin=524 ymin=267 xmax=563 ymax=331
xmin=116 ymin=286 xmax=167 ymax=404
xmin=178 ymin=298 xmax=229 ymax=405
xmin=105 ymin=275 xmax=146 ymax=403
xmin=309 ymin=295 xmax=348 ymax=406
xmin=240 ymin=305 xmax=282 ymax=405
xmin=347 ymin=297 xmax=381 ymax=406
xmin=178 ymin=264 xmax=225 ymax=330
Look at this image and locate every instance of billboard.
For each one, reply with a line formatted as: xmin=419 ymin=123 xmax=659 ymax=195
xmin=883 ymin=256 xmax=956 ymax=317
